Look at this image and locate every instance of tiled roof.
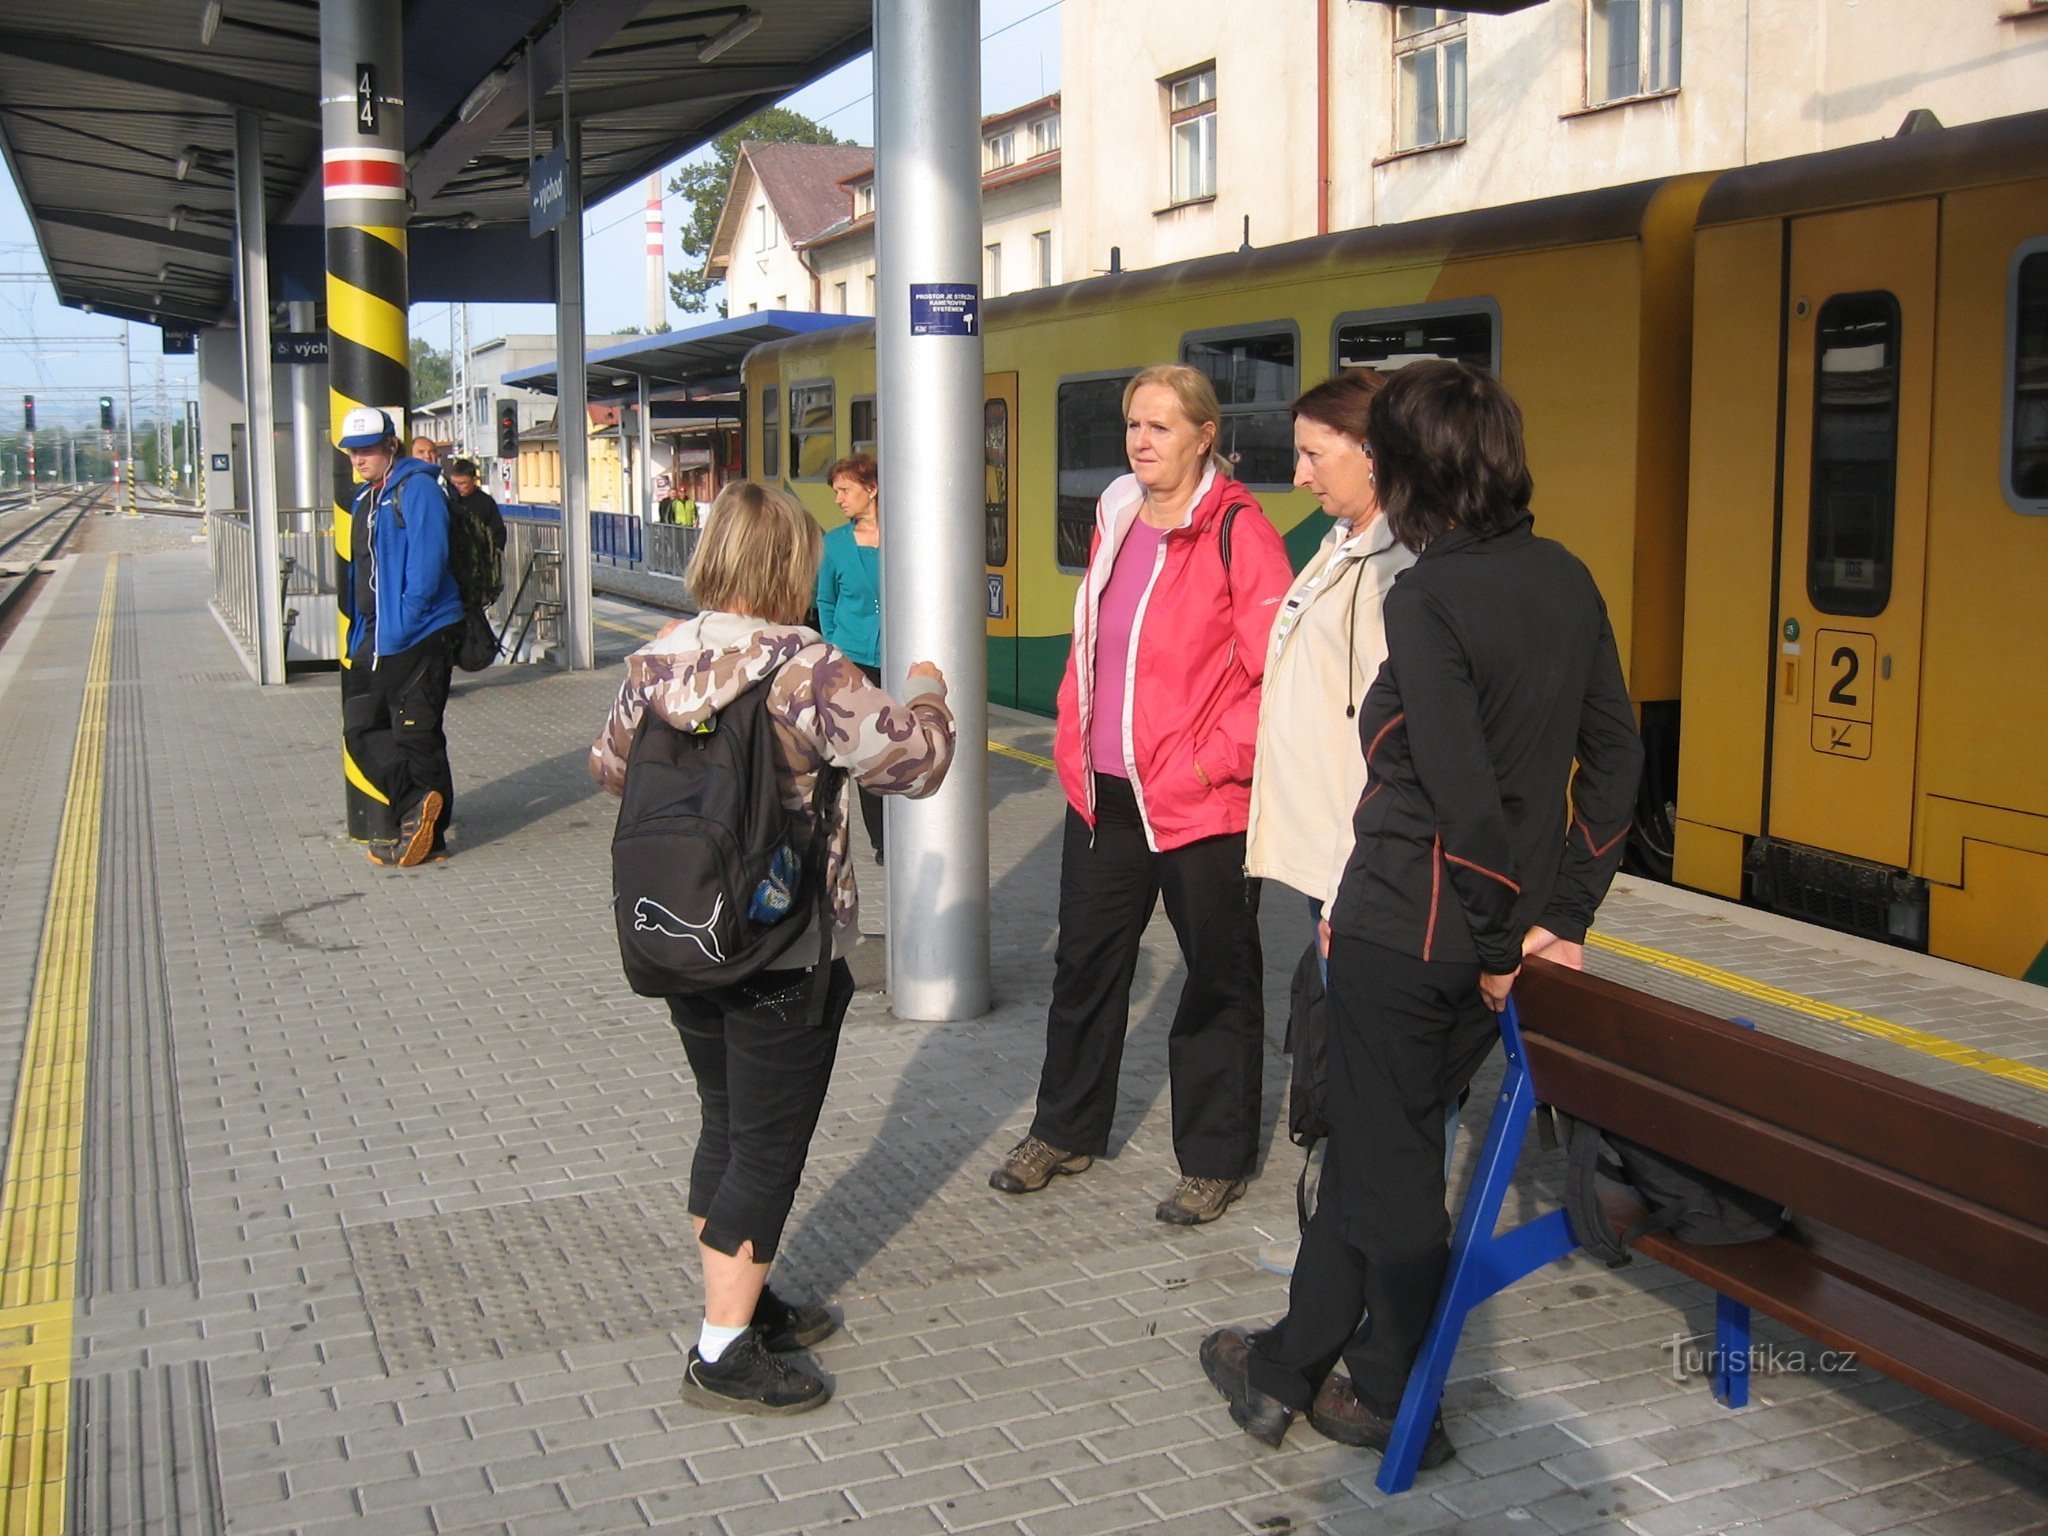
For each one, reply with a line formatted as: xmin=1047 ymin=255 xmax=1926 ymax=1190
xmin=746 ymin=141 xmax=878 ymax=245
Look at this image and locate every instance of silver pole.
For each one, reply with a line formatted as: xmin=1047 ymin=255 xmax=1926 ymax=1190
xmin=121 ymin=323 xmax=134 ymax=505
xmin=287 ymin=298 xmax=323 ymax=507
xmin=636 ymin=373 xmax=652 ymax=524
xmin=235 ymin=106 xmax=287 ymax=685
xmin=557 ymin=109 xmax=593 ymax=668
xmin=875 ymin=0 xmax=989 ymax=1021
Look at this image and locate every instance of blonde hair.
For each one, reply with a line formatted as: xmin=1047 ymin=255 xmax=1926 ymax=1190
xmin=685 ymin=480 xmax=823 ymax=625
xmin=1121 ymin=363 xmax=1227 ymax=470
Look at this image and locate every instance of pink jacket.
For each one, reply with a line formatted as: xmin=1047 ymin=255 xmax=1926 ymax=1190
xmin=1053 ymin=468 xmax=1293 ymax=851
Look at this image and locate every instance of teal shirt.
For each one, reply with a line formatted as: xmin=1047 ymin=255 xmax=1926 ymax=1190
xmin=816 ymin=524 xmax=881 ymax=667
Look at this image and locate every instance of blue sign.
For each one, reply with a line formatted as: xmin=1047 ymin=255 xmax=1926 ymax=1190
xmin=270 ymin=332 xmax=328 ymax=365
xmin=210 ymin=453 xmax=230 ymax=473
xmin=529 ymin=145 xmax=569 ymax=237
xmin=910 ymin=283 xmax=979 ymax=337
xmin=986 ymin=573 xmax=1005 ymax=618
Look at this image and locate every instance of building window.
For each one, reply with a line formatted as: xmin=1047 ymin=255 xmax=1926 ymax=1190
xmin=1166 ymin=65 xmax=1217 ymax=204
xmin=1182 ymin=325 xmax=1298 ymax=487
xmin=759 ymin=385 xmax=780 ymax=478
xmin=1334 ymin=302 xmax=1499 ymax=373
xmin=1808 ymin=292 xmax=1901 ymax=617
xmin=1394 ymin=9 xmax=1467 ymax=151
xmin=851 ymin=396 xmax=878 ymax=459
xmin=985 ymin=242 xmax=1004 ymax=298
xmin=1056 ymin=372 xmax=1140 ymax=570
xmin=755 ymin=203 xmax=776 ymax=251
xmin=854 ymin=180 xmax=874 ymax=217
xmin=1031 ymin=115 xmax=1061 ymax=157
xmin=2007 ymin=243 xmax=2048 ymax=512
xmin=1587 ymin=0 xmax=1681 ymax=106
xmin=985 ymin=131 xmax=1016 ymax=171
xmin=1033 ymin=231 xmax=1054 ymax=289
xmin=865 ymin=272 xmax=876 ymax=309
xmin=835 ymin=281 xmax=849 ymax=313
xmin=789 ymin=381 xmax=835 ymax=481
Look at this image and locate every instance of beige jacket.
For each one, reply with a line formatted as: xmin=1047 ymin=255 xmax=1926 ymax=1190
xmin=1245 ymin=514 xmax=1418 ymax=905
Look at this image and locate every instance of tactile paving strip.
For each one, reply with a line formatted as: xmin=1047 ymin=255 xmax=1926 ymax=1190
xmin=346 ymin=1184 xmax=709 ymax=1372
xmin=66 ymin=1363 xmax=224 ymax=1536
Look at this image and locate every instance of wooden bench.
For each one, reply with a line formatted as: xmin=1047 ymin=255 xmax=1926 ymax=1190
xmin=1373 ymin=958 xmax=2048 ymax=1494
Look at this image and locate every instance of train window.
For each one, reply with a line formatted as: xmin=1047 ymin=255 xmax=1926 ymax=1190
xmin=1056 ymin=371 xmax=1139 ymax=570
xmin=759 ymin=386 xmax=780 ymax=479
xmin=1807 ymin=292 xmax=1901 ymax=617
xmin=788 ymin=381 xmax=835 ymax=480
xmin=985 ymin=397 xmax=1010 ymax=567
xmin=1333 ymin=303 xmax=1499 ymax=373
xmin=851 ymin=396 xmax=878 ymax=459
xmin=1181 ymin=325 xmax=1299 ymax=487
xmin=2006 ymin=243 xmax=2048 ymax=514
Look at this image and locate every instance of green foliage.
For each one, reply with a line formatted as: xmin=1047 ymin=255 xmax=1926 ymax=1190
xmin=667 ymin=107 xmax=843 ymax=315
xmin=410 ymin=336 xmax=452 ymax=406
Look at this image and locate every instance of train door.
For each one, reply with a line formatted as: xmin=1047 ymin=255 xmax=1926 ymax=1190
xmin=985 ymin=372 xmax=1019 ymax=707
xmin=1765 ymin=201 xmax=1937 ymax=869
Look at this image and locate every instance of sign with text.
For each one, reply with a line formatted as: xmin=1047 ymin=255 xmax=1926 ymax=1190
xmin=162 ymin=328 xmax=196 ymax=356
xmin=270 ymin=332 xmax=328 ymax=365
xmin=909 ymin=283 xmax=979 ymax=337
xmin=356 ymin=64 xmax=378 ymax=134
xmin=529 ymin=145 xmax=569 ymax=236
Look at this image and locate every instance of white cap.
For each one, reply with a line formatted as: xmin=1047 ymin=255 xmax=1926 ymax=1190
xmin=338 ymin=406 xmax=398 ymax=448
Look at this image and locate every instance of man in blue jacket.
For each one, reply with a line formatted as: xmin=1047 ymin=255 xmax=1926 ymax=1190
xmin=339 ymin=408 xmax=465 ymax=867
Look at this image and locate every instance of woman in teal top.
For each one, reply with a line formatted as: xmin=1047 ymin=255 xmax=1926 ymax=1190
xmin=816 ymin=452 xmax=886 ymax=859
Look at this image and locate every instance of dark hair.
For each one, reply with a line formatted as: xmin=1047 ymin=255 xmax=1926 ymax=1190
xmin=1367 ymin=361 xmax=1532 ymax=551
xmin=446 ymin=457 xmax=479 ymax=477
xmin=1291 ymin=367 xmax=1385 ymax=442
xmin=826 ymin=451 xmax=878 ymax=491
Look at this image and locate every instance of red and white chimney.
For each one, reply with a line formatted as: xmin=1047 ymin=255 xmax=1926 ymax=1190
xmin=645 ymin=176 xmax=664 ymax=333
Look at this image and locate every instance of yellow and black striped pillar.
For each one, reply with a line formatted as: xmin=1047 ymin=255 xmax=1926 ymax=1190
xmin=321 ymin=0 xmax=408 ymax=840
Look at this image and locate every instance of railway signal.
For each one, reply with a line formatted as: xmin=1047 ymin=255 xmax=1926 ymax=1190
xmin=497 ymin=401 xmax=519 ymax=460
xmin=99 ymin=395 xmax=115 ymax=433
xmin=21 ymin=394 xmax=33 ymax=434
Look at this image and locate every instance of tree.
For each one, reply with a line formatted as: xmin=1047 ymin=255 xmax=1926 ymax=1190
xmin=410 ymin=337 xmax=451 ymax=406
xmin=667 ymin=108 xmax=843 ymax=316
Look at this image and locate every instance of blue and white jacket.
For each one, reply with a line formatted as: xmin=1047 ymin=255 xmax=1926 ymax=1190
xmin=348 ymin=456 xmax=464 ymax=662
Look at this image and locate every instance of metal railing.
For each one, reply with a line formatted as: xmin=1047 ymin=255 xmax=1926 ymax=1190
xmin=645 ymin=522 xmax=700 ymax=584
xmin=208 ymin=509 xmax=256 ymax=656
xmin=496 ymin=511 xmax=564 ymax=661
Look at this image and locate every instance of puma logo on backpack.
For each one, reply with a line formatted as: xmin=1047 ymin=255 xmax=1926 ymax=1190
xmin=631 ymin=895 xmax=727 ymax=963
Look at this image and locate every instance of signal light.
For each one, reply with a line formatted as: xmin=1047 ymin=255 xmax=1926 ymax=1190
xmin=99 ymin=395 xmax=115 ymax=432
xmin=496 ymin=401 xmax=519 ymax=459
xmin=22 ymin=394 xmax=33 ymax=433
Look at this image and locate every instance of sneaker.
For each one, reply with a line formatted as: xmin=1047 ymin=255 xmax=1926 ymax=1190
xmin=1156 ymin=1175 xmax=1247 ymax=1225
xmin=1199 ymin=1325 xmax=1294 ymax=1447
xmin=392 ymin=791 xmax=444 ymax=868
xmin=365 ymin=839 xmax=403 ymax=867
xmin=753 ymin=1286 xmax=837 ymax=1353
xmin=680 ymin=1331 xmax=831 ymax=1417
xmin=989 ymin=1137 xmax=1092 ymax=1194
xmin=1308 ymin=1374 xmax=1455 ymax=1469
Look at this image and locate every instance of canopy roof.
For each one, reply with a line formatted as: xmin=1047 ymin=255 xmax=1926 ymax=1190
xmin=504 ymin=309 xmax=858 ymax=398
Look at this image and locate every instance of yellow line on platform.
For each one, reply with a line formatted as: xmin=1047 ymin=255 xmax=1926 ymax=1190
xmin=0 ymin=559 xmax=115 ymax=1532
xmin=990 ymin=740 xmax=1055 ymax=772
xmin=1585 ymin=929 xmax=2048 ymax=1093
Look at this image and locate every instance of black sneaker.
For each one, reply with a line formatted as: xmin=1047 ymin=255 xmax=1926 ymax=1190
xmin=680 ymin=1331 xmax=831 ymax=1416
xmin=753 ymin=1286 xmax=837 ymax=1352
xmin=392 ymin=791 xmax=444 ymax=868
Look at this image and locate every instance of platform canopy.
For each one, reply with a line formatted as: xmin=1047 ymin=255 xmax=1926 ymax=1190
xmin=0 ymin=0 xmax=870 ymax=332
xmin=505 ymin=309 xmax=858 ymax=398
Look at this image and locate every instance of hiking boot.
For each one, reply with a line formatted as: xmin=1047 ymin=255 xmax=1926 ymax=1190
xmin=989 ymin=1137 xmax=1092 ymax=1194
xmin=679 ymin=1331 xmax=831 ymax=1417
xmin=1156 ymin=1175 xmax=1247 ymax=1225
xmin=1308 ymin=1374 xmax=1455 ymax=1469
xmin=1199 ymin=1326 xmax=1293 ymax=1447
xmin=753 ymin=1286 xmax=837 ymax=1353
xmin=392 ymin=791 xmax=444 ymax=868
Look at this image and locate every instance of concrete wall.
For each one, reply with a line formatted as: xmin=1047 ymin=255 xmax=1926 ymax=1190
xmin=197 ymin=323 xmax=294 ymax=515
xmin=723 ymin=186 xmax=823 ymax=315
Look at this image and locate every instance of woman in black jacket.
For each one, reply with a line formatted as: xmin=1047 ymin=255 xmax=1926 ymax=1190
xmin=1202 ymin=361 xmax=1643 ymax=1465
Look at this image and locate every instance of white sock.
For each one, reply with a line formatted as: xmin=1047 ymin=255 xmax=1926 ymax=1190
xmin=697 ymin=1321 xmax=748 ymax=1363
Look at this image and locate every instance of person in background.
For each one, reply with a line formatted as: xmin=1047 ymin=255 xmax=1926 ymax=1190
xmin=339 ymin=408 xmax=465 ymax=868
xmin=814 ymin=452 xmax=886 ymax=862
xmin=1202 ymin=361 xmax=1642 ymax=1466
xmin=444 ymin=456 xmax=507 ymax=554
xmin=410 ymin=434 xmax=441 ymax=469
xmin=989 ymin=364 xmax=1294 ymax=1227
xmin=590 ymin=480 xmax=956 ymax=1418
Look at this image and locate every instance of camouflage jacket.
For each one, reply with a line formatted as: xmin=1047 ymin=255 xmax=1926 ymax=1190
xmin=590 ymin=611 xmax=956 ymax=941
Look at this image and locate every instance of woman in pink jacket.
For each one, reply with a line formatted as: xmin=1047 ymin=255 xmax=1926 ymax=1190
xmin=989 ymin=364 xmax=1295 ymax=1225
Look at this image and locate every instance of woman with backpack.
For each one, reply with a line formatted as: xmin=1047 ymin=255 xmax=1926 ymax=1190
xmin=589 ymin=481 xmax=956 ymax=1417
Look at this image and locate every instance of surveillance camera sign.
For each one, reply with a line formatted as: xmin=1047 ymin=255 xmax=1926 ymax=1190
xmin=909 ymin=284 xmax=979 ymax=337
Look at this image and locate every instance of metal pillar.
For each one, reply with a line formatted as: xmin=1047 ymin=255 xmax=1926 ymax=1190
xmin=287 ymin=298 xmax=324 ymax=507
xmin=875 ymin=0 xmax=989 ymax=1021
xmin=636 ymin=374 xmax=653 ymax=523
xmin=122 ymin=323 xmax=138 ymax=514
xmin=556 ymin=110 xmax=593 ymax=670
xmin=321 ymin=0 xmax=409 ymax=837
xmin=234 ymin=108 xmax=287 ymax=684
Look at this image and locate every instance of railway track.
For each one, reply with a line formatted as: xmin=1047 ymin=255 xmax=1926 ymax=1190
xmin=0 ymin=483 xmax=105 ymax=629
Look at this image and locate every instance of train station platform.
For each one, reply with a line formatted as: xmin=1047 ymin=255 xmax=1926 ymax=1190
xmin=2 ymin=527 xmax=2045 ymax=1536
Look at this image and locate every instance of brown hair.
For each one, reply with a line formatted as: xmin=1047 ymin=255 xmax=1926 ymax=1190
xmin=685 ymin=480 xmax=823 ymax=624
xmin=1367 ymin=361 xmax=1533 ymax=551
xmin=1292 ymin=368 xmax=1386 ymax=442
xmin=826 ymin=451 xmax=878 ymax=491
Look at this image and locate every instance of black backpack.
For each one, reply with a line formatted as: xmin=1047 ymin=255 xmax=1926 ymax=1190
xmin=445 ymin=487 xmax=505 ymax=611
xmin=611 ymin=675 xmax=845 ymax=1015
xmin=1283 ymin=939 xmax=1330 ymax=1232
xmin=1561 ymin=1114 xmax=1788 ymax=1267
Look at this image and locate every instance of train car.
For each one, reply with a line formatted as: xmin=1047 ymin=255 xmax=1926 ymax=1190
xmin=1675 ymin=110 xmax=2048 ymax=982
xmin=743 ymin=109 xmax=2048 ymax=982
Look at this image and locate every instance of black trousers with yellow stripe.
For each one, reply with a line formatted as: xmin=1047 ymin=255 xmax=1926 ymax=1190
xmin=343 ymin=625 xmax=459 ymax=846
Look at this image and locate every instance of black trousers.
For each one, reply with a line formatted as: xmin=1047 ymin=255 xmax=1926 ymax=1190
xmin=668 ymin=959 xmax=855 ymax=1262
xmin=1028 ymin=774 xmax=1264 ymax=1179
xmin=342 ymin=627 xmax=458 ymax=840
xmin=854 ymin=663 xmax=886 ymax=858
xmin=1248 ymin=935 xmax=1499 ymax=1416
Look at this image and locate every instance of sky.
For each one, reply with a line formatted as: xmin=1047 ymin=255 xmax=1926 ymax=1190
xmin=0 ymin=1 xmax=1062 ymax=425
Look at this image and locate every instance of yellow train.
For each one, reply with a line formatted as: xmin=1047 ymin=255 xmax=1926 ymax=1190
xmin=745 ymin=109 xmax=2048 ymax=984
